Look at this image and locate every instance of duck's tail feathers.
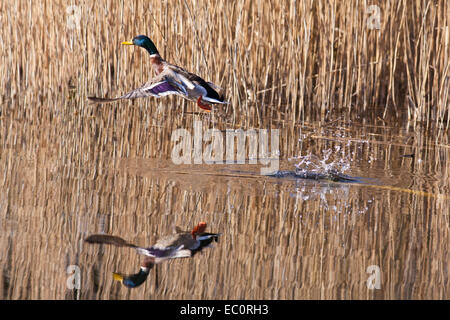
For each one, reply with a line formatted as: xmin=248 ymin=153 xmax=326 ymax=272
xmin=204 ymin=82 xmax=229 ymax=104
xmin=84 ymin=234 xmax=137 ymax=248
xmin=206 ymin=82 xmax=224 ymax=93
xmin=202 ymin=96 xmax=229 ymax=105
xmin=197 ymin=233 xmax=221 ymax=241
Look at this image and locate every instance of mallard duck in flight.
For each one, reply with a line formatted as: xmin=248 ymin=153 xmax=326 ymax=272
xmin=88 ymin=35 xmax=228 ymax=111
xmin=84 ymin=222 xmax=220 ymax=288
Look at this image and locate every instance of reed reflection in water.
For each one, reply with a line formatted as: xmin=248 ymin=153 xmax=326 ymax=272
xmin=1 ymin=118 xmax=448 ymax=299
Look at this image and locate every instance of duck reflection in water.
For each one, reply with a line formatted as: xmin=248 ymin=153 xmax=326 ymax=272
xmin=85 ymin=222 xmax=220 ymax=288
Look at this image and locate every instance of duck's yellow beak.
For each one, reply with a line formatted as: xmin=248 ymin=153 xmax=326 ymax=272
xmin=113 ymin=273 xmax=124 ymax=282
xmin=121 ymin=41 xmax=134 ymax=45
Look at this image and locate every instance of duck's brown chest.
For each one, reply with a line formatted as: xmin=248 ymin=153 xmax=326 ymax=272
xmin=150 ymin=56 xmax=164 ymax=74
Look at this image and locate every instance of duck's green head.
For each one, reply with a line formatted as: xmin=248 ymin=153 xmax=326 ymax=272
xmin=113 ymin=269 xmax=149 ymax=288
xmin=122 ymin=35 xmax=159 ymax=55
xmin=112 ymin=257 xmax=155 ymax=288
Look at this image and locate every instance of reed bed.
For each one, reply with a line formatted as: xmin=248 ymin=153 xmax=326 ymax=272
xmin=0 ymin=0 xmax=448 ymax=128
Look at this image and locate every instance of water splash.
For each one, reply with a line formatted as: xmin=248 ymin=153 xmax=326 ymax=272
xmin=293 ymin=149 xmax=351 ymax=177
xmin=275 ymin=149 xmax=355 ymax=182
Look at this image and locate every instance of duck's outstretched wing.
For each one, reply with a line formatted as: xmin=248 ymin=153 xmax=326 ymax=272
xmin=88 ymin=74 xmax=188 ymax=104
xmin=136 ymin=245 xmax=192 ymax=263
xmin=84 ymin=234 xmax=137 ymax=248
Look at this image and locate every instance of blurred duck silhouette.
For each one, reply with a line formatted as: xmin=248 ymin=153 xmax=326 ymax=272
xmin=84 ymin=222 xmax=220 ymax=288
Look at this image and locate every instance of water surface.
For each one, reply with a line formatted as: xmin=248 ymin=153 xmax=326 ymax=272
xmin=0 ymin=113 xmax=449 ymax=299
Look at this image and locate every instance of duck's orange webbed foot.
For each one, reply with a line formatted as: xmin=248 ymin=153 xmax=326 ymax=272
xmin=191 ymin=221 xmax=207 ymax=240
xmin=197 ymin=96 xmax=212 ymax=112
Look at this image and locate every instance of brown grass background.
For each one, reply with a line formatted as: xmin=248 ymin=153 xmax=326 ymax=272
xmin=1 ymin=0 xmax=448 ymax=126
